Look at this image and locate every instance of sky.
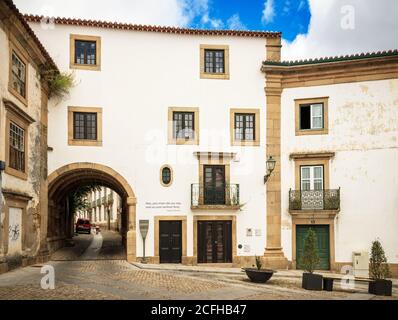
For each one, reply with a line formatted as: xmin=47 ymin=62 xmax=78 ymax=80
xmin=13 ymin=0 xmax=398 ymax=60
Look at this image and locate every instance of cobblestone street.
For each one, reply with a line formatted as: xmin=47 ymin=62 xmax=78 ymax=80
xmin=0 ymin=231 xmax=396 ymax=300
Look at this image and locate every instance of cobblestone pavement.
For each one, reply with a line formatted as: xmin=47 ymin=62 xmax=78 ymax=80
xmin=0 ymin=232 xmax=396 ymax=300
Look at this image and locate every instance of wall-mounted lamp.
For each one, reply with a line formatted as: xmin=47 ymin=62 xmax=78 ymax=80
xmin=264 ymin=156 xmax=276 ymax=184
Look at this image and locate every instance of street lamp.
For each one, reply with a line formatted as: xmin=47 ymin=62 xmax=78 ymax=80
xmin=264 ymin=156 xmax=276 ymax=184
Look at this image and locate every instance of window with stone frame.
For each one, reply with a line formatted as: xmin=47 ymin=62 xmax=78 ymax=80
xmin=11 ymin=51 xmax=26 ymax=98
xmin=74 ymin=40 xmax=97 ymax=65
xmin=9 ymin=121 xmax=25 ymax=172
xmin=172 ymin=111 xmax=195 ymax=140
xmin=204 ymin=49 xmax=225 ymax=74
xmin=234 ymin=113 xmax=255 ymax=141
xmin=73 ymin=112 xmax=97 ymax=140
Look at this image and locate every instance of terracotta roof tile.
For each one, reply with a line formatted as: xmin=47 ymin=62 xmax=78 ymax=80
xmin=23 ymin=14 xmax=281 ymax=38
xmin=263 ymin=49 xmax=398 ymax=66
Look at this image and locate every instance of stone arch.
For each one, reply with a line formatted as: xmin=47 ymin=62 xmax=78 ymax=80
xmin=47 ymin=162 xmax=136 ymax=262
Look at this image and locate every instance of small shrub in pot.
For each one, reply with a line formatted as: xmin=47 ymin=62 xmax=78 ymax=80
xmin=368 ymin=239 xmax=392 ymax=296
xmin=301 ymin=228 xmax=323 ymax=291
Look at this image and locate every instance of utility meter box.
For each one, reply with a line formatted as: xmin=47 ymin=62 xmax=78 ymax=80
xmin=353 ymin=251 xmax=369 ymax=278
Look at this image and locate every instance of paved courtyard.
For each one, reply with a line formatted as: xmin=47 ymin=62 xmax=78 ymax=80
xmin=0 ymin=231 xmax=396 ymax=300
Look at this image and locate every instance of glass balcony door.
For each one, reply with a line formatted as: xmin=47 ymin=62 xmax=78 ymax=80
xmin=204 ymin=165 xmax=226 ymax=205
xmin=300 ymin=165 xmax=324 ymax=210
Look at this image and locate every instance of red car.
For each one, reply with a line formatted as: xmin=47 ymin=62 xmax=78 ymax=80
xmin=76 ymin=219 xmax=91 ymax=234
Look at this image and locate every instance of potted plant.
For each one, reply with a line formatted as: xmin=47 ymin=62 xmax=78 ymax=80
xmin=301 ymin=228 xmax=323 ymax=291
xmin=368 ymin=239 xmax=392 ymax=296
xmin=244 ymin=256 xmax=274 ymax=283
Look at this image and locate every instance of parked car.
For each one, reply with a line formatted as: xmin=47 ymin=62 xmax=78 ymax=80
xmin=76 ymin=219 xmax=91 ymax=234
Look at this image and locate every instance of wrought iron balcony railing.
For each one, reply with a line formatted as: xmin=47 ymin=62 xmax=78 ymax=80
xmin=289 ymin=188 xmax=340 ymax=211
xmin=191 ymin=183 xmax=240 ymax=208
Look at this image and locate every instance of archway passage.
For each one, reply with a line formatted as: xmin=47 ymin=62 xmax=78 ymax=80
xmin=47 ymin=163 xmax=137 ymax=262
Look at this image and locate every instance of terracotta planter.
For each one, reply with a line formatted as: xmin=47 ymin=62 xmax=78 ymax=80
xmin=244 ymin=268 xmax=274 ymax=283
xmin=302 ymin=273 xmax=323 ymax=291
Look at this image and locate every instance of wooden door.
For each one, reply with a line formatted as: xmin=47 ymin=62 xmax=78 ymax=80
xmin=159 ymin=221 xmax=182 ymax=263
xmin=198 ymin=221 xmax=232 ymax=263
xmin=296 ymin=225 xmax=330 ymax=270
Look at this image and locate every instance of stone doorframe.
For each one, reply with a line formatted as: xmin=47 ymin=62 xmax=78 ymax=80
xmin=192 ymin=215 xmax=237 ymax=265
xmin=48 ymin=163 xmax=137 ymax=262
xmin=153 ymin=215 xmax=187 ymax=264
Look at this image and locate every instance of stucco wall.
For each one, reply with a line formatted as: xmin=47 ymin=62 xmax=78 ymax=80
xmin=29 ymin=23 xmax=270 ymax=259
xmin=281 ymin=79 xmax=398 ymax=265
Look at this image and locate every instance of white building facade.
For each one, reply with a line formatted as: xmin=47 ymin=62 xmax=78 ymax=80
xmin=26 ymin=15 xmax=398 ymax=275
xmin=77 ymin=187 xmax=122 ymax=231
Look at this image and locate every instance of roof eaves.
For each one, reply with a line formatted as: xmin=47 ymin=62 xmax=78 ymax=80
xmin=23 ymin=14 xmax=282 ymax=38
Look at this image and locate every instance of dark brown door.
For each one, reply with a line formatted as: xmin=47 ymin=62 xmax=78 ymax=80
xmin=204 ymin=165 xmax=226 ymax=205
xmin=198 ymin=221 xmax=232 ymax=263
xmin=159 ymin=221 xmax=182 ymax=263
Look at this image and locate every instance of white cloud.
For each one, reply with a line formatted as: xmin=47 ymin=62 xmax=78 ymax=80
xmin=282 ymin=0 xmax=398 ymax=60
xmin=262 ymin=0 xmax=276 ymax=25
xmin=227 ymin=14 xmax=247 ymax=30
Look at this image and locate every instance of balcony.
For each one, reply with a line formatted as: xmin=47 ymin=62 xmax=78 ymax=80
xmin=191 ymin=183 xmax=240 ymax=210
xmin=289 ymin=188 xmax=340 ymax=213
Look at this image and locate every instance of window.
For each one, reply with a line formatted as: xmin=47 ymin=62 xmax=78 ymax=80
xmin=299 ymin=103 xmax=323 ymax=130
xmin=4 ymin=101 xmax=32 ymax=180
xmin=68 ymin=107 xmax=103 ymax=146
xmin=160 ymin=165 xmax=173 ymax=187
xmin=234 ymin=113 xmax=255 ymax=141
xmin=73 ymin=112 xmax=97 ymax=140
xmin=8 ymin=41 xmax=29 ymax=105
xmin=173 ymin=112 xmax=194 ymax=140
xmin=230 ymin=108 xmax=260 ymax=146
xmin=295 ymin=97 xmax=329 ymax=135
xmin=168 ymin=107 xmax=199 ymax=145
xmin=9 ymin=122 xmax=25 ymax=173
xmin=11 ymin=51 xmax=26 ymax=98
xmin=75 ymin=40 xmax=97 ymax=65
xmin=70 ymin=34 xmax=101 ymax=71
xmin=204 ymin=50 xmax=225 ymax=74
xmin=300 ymin=166 xmax=324 ymax=191
xmin=200 ymin=45 xmax=230 ymax=80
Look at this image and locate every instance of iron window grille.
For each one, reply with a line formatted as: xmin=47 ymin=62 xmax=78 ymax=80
xmin=173 ymin=112 xmax=195 ymax=140
xmin=234 ymin=113 xmax=255 ymax=141
xmin=204 ymin=49 xmax=225 ymax=74
xmin=11 ymin=51 xmax=26 ymax=98
xmin=75 ymin=40 xmax=97 ymax=65
xmin=73 ymin=112 xmax=97 ymax=140
xmin=9 ymin=121 xmax=25 ymax=172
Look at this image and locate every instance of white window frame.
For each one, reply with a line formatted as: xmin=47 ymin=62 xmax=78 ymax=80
xmin=300 ymin=165 xmax=324 ymax=190
xmin=310 ymin=103 xmax=324 ymax=130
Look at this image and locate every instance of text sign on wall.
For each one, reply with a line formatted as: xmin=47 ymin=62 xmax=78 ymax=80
xmin=144 ymin=202 xmax=182 ymax=212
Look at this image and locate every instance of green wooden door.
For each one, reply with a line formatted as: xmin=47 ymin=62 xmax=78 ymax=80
xmin=296 ymin=225 xmax=330 ymax=270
